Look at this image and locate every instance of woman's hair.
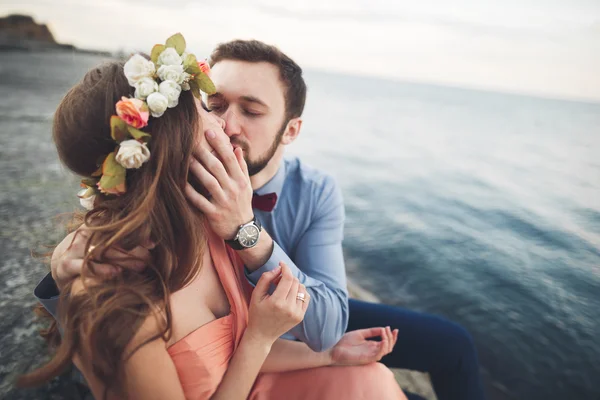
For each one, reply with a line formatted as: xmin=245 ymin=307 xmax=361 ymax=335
xmin=18 ymin=59 xmax=205 ymax=397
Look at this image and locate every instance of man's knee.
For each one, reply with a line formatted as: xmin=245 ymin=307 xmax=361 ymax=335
xmin=440 ymin=319 xmax=478 ymax=364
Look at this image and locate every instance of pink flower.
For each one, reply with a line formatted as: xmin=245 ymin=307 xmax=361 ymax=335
xmin=116 ymin=97 xmax=149 ymax=129
xmin=97 ymin=181 xmax=126 ymax=196
xmin=197 ymin=60 xmax=211 ymax=75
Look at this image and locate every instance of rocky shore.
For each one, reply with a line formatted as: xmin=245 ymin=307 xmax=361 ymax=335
xmin=347 ymin=280 xmax=437 ymax=400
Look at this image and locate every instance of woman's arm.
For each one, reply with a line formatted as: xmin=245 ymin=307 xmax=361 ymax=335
xmin=75 ymin=316 xmax=272 ymax=400
xmin=210 ymin=332 xmax=272 ymax=399
xmin=73 ymin=315 xmax=187 ymax=400
xmin=261 ymin=327 xmax=399 ymax=374
xmin=260 ymin=338 xmax=332 ymax=373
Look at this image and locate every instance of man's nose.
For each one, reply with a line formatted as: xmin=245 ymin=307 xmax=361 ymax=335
xmin=222 ymin=109 xmax=241 ymax=138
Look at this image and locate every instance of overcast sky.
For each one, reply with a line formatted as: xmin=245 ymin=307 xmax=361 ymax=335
xmin=2 ymin=0 xmax=599 ymax=102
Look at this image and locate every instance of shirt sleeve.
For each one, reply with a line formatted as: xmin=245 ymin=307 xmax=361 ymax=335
xmin=245 ymin=175 xmax=349 ymax=352
xmin=33 ymin=272 xmax=61 ymax=321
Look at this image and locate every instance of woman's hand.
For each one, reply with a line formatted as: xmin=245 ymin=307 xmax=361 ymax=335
xmin=329 ymin=327 xmax=398 ymax=366
xmin=246 ymin=262 xmax=310 ymax=346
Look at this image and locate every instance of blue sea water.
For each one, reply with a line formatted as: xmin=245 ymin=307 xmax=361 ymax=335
xmin=296 ymin=70 xmax=600 ymax=400
xmin=1 ymin=52 xmax=599 ymax=399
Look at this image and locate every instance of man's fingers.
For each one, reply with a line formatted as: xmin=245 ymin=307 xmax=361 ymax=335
xmin=57 ymin=259 xmax=121 ymax=288
xmin=205 ymin=129 xmax=246 ymax=181
xmin=234 ymin=147 xmax=250 ymax=179
xmin=194 ymin=144 xmax=231 ymax=191
xmin=104 ymin=245 xmax=152 ymax=272
xmin=189 ymin=157 xmax=226 ymax=203
xmin=185 ymin=183 xmax=217 ymax=214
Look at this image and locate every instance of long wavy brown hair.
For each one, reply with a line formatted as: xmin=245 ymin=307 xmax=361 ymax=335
xmin=18 ymin=58 xmax=206 ymax=398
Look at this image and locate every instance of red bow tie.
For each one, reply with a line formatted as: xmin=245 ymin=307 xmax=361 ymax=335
xmin=252 ymin=192 xmax=278 ymax=212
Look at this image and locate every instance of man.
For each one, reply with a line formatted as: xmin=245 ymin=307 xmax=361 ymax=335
xmin=37 ymin=40 xmax=485 ymax=399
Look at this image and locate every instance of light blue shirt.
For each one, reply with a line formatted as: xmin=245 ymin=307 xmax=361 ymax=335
xmin=249 ymin=156 xmax=349 ymax=351
xmin=34 ymin=156 xmax=349 ymax=352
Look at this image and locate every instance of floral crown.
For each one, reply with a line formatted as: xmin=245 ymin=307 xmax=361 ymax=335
xmin=78 ymin=33 xmax=215 ymax=210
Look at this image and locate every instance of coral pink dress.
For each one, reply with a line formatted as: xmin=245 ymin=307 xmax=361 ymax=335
xmin=167 ymin=230 xmax=406 ymax=399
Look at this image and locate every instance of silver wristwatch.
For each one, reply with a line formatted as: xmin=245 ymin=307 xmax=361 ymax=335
xmin=225 ymin=216 xmax=262 ymax=250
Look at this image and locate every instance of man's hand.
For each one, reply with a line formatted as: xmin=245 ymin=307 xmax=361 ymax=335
xmin=185 ymin=128 xmax=254 ymax=240
xmin=50 ymin=226 xmax=151 ymax=291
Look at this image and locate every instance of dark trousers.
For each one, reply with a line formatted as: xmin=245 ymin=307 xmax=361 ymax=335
xmin=347 ymin=299 xmax=486 ymax=400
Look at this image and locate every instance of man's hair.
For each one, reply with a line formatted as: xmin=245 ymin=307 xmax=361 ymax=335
xmin=209 ymin=40 xmax=307 ymax=121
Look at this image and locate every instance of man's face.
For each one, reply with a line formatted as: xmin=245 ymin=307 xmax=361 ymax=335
xmin=207 ymin=60 xmax=288 ymax=176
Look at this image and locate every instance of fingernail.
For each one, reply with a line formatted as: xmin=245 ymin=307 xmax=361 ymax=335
xmin=206 ymin=130 xmax=216 ymax=139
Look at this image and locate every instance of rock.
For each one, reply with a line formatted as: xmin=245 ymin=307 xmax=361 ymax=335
xmin=348 ymin=279 xmax=438 ymax=400
xmin=0 ymin=15 xmax=57 ymax=44
xmin=0 ymin=14 xmax=109 ymax=55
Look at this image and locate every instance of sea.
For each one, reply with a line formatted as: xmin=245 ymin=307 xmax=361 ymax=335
xmin=1 ymin=51 xmax=599 ymax=400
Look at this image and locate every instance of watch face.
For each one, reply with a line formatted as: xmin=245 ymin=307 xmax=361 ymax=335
xmin=238 ymin=224 xmax=260 ymax=248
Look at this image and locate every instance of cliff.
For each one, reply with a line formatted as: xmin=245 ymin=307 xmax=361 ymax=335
xmin=0 ymin=14 xmax=109 ymax=55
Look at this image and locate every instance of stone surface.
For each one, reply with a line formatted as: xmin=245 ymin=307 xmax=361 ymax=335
xmin=347 ymin=279 xmax=438 ymax=400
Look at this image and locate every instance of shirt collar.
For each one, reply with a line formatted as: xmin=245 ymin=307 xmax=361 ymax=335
xmin=254 ymin=158 xmax=286 ymax=199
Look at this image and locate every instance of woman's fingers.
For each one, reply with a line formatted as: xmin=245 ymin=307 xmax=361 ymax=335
xmin=287 ymin=272 xmax=300 ymax=302
xmin=298 ymin=284 xmax=310 ymax=312
xmin=253 ymin=264 xmax=283 ymax=299
xmin=271 ymin=263 xmax=294 ymax=301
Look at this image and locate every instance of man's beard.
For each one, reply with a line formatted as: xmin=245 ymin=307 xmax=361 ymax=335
xmin=233 ymin=121 xmax=286 ymax=177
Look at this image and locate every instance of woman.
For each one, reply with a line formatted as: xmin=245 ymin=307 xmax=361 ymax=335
xmin=20 ymin=34 xmax=407 ymax=400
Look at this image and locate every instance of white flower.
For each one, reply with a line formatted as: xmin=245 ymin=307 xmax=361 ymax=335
xmin=146 ymin=92 xmax=169 ymax=118
xmin=77 ymin=188 xmax=96 ymax=210
xmin=134 ymin=77 xmax=158 ymax=100
xmin=115 ymin=140 xmax=150 ymax=169
xmin=157 ymin=47 xmax=183 ymax=66
xmin=180 ymin=72 xmax=192 ymax=91
xmin=123 ymin=54 xmax=155 ymax=86
xmin=159 ymin=80 xmax=182 ymax=108
xmin=157 ymin=64 xmax=185 ymax=84
xmin=79 ymin=195 xmax=96 ymax=210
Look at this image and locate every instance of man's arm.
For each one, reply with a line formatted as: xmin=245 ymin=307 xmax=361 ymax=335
xmin=245 ymin=175 xmax=349 ymax=352
xmin=34 ymin=273 xmax=61 ymax=320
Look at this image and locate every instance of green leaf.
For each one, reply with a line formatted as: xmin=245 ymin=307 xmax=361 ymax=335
xmin=183 ymin=53 xmax=200 ymax=74
xmin=127 ymin=126 xmax=151 ymax=142
xmin=194 ymin=72 xmax=216 ymax=95
xmin=189 ymin=79 xmax=201 ymax=99
xmin=99 ymin=152 xmax=126 ymax=191
xmin=110 ymin=116 xmax=130 ymax=143
xmin=165 ymin=33 xmax=186 ymax=55
xmin=150 ymin=44 xmax=166 ymax=64
xmin=81 ymin=178 xmax=98 ymax=188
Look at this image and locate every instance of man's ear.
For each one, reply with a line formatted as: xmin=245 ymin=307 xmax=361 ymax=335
xmin=281 ymin=118 xmax=302 ymax=145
